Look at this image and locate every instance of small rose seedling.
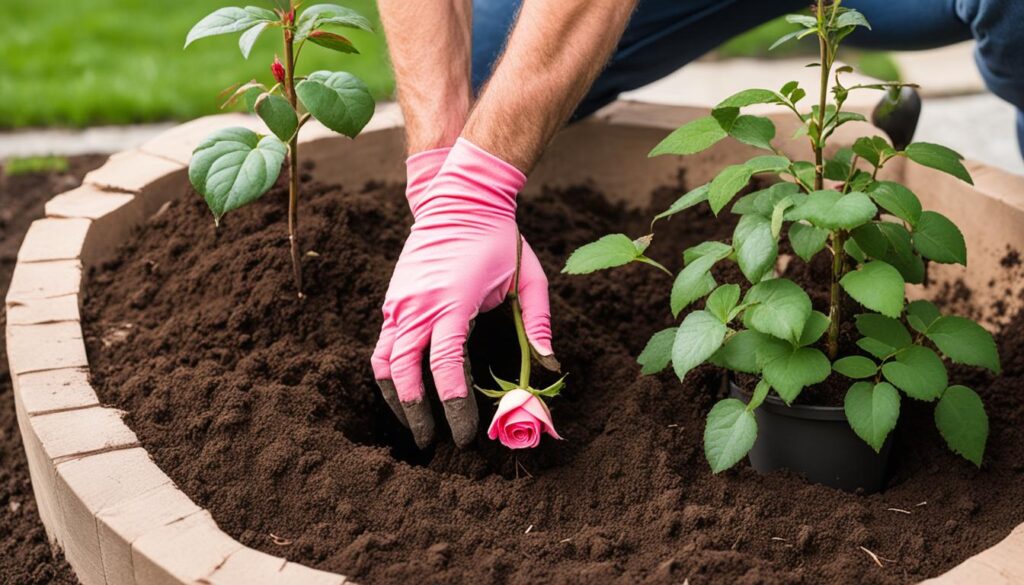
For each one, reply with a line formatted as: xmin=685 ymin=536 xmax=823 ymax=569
xmin=478 ymin=238 xmax=565 ymax=449
xmin=185 ymin=2 xmax=376 ymax=298
xmin=564 ymin=0 xmax=998 ymax=472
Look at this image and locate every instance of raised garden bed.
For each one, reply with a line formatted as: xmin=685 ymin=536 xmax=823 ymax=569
xmin=6 ymin=102 xmax=1024 ymax=585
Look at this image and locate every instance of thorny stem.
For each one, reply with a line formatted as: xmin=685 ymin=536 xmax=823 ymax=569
xmin=283 ymin=8 xmax=304 ymax=299
xmin=511 ymin=232 xmax=531 ymax=388
xmin=815 ymin=0 xmax=842 ymax=359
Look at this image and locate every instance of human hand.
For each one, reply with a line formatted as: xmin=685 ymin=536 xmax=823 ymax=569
xmin=371 ymin=138 xmax=554 ymax=448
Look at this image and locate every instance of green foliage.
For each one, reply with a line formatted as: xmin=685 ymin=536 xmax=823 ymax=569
xmin=673 ymin=311 xmax=727 ymax=381
xmin=562 ymin=234 xmax=642 ymax=275
xmin=845 ymin=381 xmax=899 ymax=452
xmin=935 ymin=386 xmax=988 ymax=466
xmin=564 ymin=1 xmax=995 ymax=473
xmin=840 ymin=261 xmax=904 ymax=318
xmin=3 ymin=156 xmax=69 ymax=176
xmin=904 ymin=142 xmax=973 ymax=185
xmin=188 ymin=127 xmax=287 ymax=224
xmin=296 ymin=70 xmax=375 ymax=138
xmin=254 ymin=93 xmax=298 ymax=141
xmin=704 ymin=399 xmax=758 ymax=474
xmin=637 ymin=328 xmax=676 ymax=375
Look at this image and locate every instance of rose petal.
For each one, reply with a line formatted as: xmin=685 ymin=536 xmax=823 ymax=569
xmin=518 ymin=393 xmax=562 ymax=440
xmin=487 ymin=389 xmax=534 ymax=440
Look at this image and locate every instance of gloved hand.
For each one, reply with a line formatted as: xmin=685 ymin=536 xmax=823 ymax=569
xmin=371 ymin=138 xmax=554 ymax=449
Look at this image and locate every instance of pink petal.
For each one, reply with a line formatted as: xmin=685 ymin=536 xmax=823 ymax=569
xmin=487 ymin=389 xmax=533 ymax=439
xmin=519 ymin=393 xmax=562 ymax=440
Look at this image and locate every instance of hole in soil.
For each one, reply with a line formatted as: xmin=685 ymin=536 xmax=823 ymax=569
xmin=333 ymin=308 xmax=537 ymax=478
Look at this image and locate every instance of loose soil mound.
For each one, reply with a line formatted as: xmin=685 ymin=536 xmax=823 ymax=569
xmin=83 ymin=171 xmax=1024 ymax=585
xmin=1 ymin=156 xmax=105 ymax=585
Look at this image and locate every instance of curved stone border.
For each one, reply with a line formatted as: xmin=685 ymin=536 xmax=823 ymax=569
xmin=5 ymin=100 xmax=1024 ymax=584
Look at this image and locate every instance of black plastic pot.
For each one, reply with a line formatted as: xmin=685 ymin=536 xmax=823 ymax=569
xmin=729 ymin=380 xmax=892 ymax=493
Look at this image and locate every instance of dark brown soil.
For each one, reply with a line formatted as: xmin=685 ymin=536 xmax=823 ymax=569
xmin=1 ymin=155 xmax=106 ymax=585
xmin=82 ymin=170 xmax=1024 ymax=585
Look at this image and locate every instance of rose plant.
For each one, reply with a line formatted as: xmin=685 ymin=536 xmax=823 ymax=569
xmin=478 ymin=237 xmax=565 ymax=450
xmin=185 ymin=2 xmax=376 ymax=298
xmin=564 ymin=0 xmax=999 ymax=473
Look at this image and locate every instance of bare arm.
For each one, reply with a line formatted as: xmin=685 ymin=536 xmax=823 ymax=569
xmin=462 ymin=0 xmax=638 ymax=172
xmin=377 ymin=1 xmax=473 ymax=154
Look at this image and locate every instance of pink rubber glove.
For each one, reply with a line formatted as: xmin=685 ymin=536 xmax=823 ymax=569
xmin=372 ymin=138 xmax=554 ymax=448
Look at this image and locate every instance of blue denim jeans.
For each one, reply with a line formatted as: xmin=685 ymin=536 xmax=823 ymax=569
xmin=472 ymin=0 xmax=1024 ymax=156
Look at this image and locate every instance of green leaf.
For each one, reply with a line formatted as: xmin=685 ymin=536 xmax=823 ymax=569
xmin=745 ymin=155 xmax=792 ymax=175
xmin=185 ymin=7 xmax=275 ymax=48
xmin=788 ymin=222 xmax=829 ymax=263
xmin=673 ymin=311 xmax=727 ymax=381
xmin=707 ymin=284 xmax=741 ymax=323
xmin=716 ymin=89 xmax=781 ymax=109
xmin=489 ymin=368 xmax=518 ymax=392
xmin=307 ymin=30 xmax=359 ymax=54
xmin=855 ymin=313 xmax=912 ymax=350
xmin=906 ymin=300 xmax=941 ymax=333
xmin=866 ymin=181 xmax=922 ymax=226
xmin=649 ymin=117 xmax=726 ymax=157
xmin=852 ymin=222 xmax=925 ymax=284
xmin=219 ymin=80 xmax=267 ymax=110
xmin=296 ymin=71 xmax=375 ymax=138
xmin=835 ymin=9 xmax=872 ymax=29
xmin=295 ymin=3 xmax=373 ymax=42
xmin=780 ymin=81 xmax=799 ymax=97
xmin=844 ymin=237 xmax=867 ymax=263
xmin=238 ymin=21 xmax=270 ymax=59
xmin=913 ymin=211 xmax=967 ymax=265
xmin=770 ymin=29 xmax=804 ymax=51
xmin=786 ymin=14 xmax=818 ymax=27
xmin=926 ymin=317 xmax=1000 ymax=373
xmin=845 ymin=381 xmax=899 ymax=453
xmin=712 ymin=107 xmax=740 ymax=131
xmin=708 ymin=164 xmax=753 ymax=215
xmin=732 ymin=181 xmax=800 ymax=215
xmin=789 ymin=190 xmax=877 ymax=230
xmin=254 ymin=93 xmax=298 ymax=142
xmin=789 ymin=161 xmax=816 ymax=189
xmin=833 ymin=356 xmax=878 ymax=379
xmin=733 ymin=214 xmax=777 ymax=283
xmin=710 ymin=330 xmax=769 ymax=374
xmin=475 ymin=385 xmax=508 ymax=399
xmin=760 ymin=344 xmax=831 ymax=403
xmin=770 ymin=197 xmax=794 ymax=239
xmin=882 ymin=345 xmax=948 ymax=401
xmin=683 ymin=241 xmax=733 ymax=265
xmin=562 ymin=234 xmax=639 ymax=274
xmin=798 ymin=310 xmax=830 ymax=347
xmin=935 ymin=385 xmax=988 ymax=466
xmin=532 ymin=374 xmax=568 ymax=398
xmin=704 ymin=398 xmax=758 ymax=473
xmin=840 ymin=261 xmax=905 ymax=318
xmin=729 ymin=116 xmax=776 ymax=151
xmin=747 ymin=379 xmax=771 ymax=411
xmin=671 ymin=253 xmax=722 ymax=316
xmin=188 ymin=127 xmax=286 ymax=224
xmin=638 ymin=328 xmax=677 ymax=375
xmin=858 ymin=337 xmax=898 ymax=360
xmin=743 ymin=279 xmax=812 ymax=343
xmin=853 ymin=136 xmax=895 ymax=167
xmin=653 ymin=184 xmax=708 ymax=223
xmin=904 ymin=142 xmax=973 ymax=184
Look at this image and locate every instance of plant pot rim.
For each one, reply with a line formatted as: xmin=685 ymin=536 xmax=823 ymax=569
xmin=730 ymin=378 xmax=849 ymax=422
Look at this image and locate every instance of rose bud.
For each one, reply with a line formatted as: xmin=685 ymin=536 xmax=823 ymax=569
xmin=487 ymin=389 xmax=561 ymax=449
xmin=271 ymin=56 xmax=286 ymax=84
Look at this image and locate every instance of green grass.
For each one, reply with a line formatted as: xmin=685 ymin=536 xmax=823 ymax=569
xmin=3 ymin=156 xmax=70 ymax=176
xmin=0 ymin=0 xmax=394 ymax=128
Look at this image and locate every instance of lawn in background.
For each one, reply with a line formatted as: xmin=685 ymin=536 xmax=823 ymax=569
xmin=0 ymin=5 xmax=898 ymax=129
xmin=1 ymin=0 xmax=393 ymax=128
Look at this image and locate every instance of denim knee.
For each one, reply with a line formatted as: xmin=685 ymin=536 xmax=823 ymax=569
xmin=956 ymin=0 xmax=1024 ymax=109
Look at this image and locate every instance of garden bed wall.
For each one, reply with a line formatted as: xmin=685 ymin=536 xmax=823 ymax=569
xmin=5 ymin=100 xmax=1024 ymax=585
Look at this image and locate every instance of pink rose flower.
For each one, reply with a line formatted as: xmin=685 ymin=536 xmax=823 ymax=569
xmin=487 ymin=389 xmax=562 ymax=449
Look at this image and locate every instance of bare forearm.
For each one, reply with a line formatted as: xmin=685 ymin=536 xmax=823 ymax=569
xmin=463 ymin=0 xmax=637 ymax=172
xmin=378 ymin=0 xmax=473 ymax=154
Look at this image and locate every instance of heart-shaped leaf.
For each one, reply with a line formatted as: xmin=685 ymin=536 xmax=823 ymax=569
xmin=254 ymin=93 xmax=298 ymax=142
xmin=296 ymin=71 xmax=374 ymax=138
xmin=840 ymin=261 xmax=905 ymax=318
xmin=743 ymin=278 xmax=812 ymax=343
xmin=673 ymin=311 xmax=727 ymax=381
xmin=881 ymin=345 xmax=948 ymax=401
xmin=913 ymin=211 xmax=967 ymax=265
xmin=563 ymin=234 xmax=640 ymax=274
xmin=733 ymin=214 xmax=777 ymax=283
xmin=188 ymin=127 xmax=287 ymax=224
xmin=649 ymin=116 xmax=727 ymax=157
xmin=904 ymin=142 xmax=972 ymax=185
xmin=926 ymin=316 xmax=1000 ymax=374
xmin=704 ymin=398 xmax=758 ymax=473
xmin=845 ymin=381 xmax=899 ymax=452
xmin=789 ymin=190 xmax=877 ymax=230
xmin=935 ymin=385 xmax=988 ymax=466
xmin=833 ymin=355 xmax=877 ymax=379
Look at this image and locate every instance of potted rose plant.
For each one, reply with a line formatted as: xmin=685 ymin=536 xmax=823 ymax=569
xmin=563 ymin=0 xmax=999 ymax=492
xmin=184 ymin=2 xmax=376 ymax=298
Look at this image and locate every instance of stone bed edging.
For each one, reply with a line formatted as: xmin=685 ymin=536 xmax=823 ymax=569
xmin=5 ymin=100 xmax=1024 ymax=584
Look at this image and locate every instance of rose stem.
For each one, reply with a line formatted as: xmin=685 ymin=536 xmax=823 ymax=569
xmin=283 ymin=0 xmax=304 ymax=299
xmin=511 ymin=230 xmax=531 ymax=389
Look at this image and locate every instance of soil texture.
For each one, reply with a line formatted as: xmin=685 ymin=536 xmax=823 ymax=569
xmin=1 ymin=155 xmax=105 ymax=585
xmin=83 ymin=170 xmax=1024 ymax=585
